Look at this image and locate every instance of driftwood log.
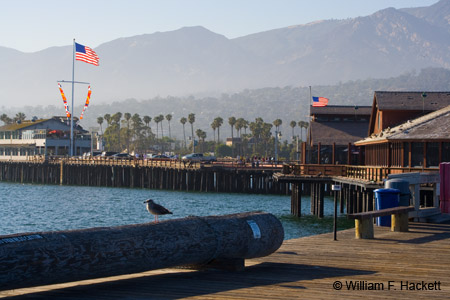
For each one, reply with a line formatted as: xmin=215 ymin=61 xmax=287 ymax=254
xmin=0 ymin=211 xmax=283 ymax=290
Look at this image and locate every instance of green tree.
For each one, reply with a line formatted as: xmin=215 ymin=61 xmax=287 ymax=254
xmin=131 ymin=113 xmax=146 ymax=153
xmin=228 ymin=117 xmax=236 ymax=140
xmin=180 ymin=117 xmax=187 ymax=149
xmin=97 ymin=116 xmax=104 ymax=135
xmin=214 ymin=117 xmax=223 ymax=143
xmin=143 ymin=115 xmax=152 ymax=140
xmin=104 ymin=113 xmax=112 ymax=126
xmin=188 ymin=113 xmax=195 ymax=152
xmin=14 ymin=112 xmax=26 ymax=123
xmin=290 ymin=120 xmax=297 ymax=140
xmin=158 ymin=114 xmax=164 ymax=138
xmin=196 ymin=129 xmax=207 ymax=152
xmin=123 ymin=113 xmax=132 ymax=152
xmin=298 ymin=121 xmax=309 ymax=142
xmin=211 ymin=120 xmax=218 ymax=143
xmin=228 ymin=116 xmax=236 ymax=156
xmin=154 ymin=115 xmax=162 ymax=139
xmin=273 ymin=119 xmax=282 ymax=132
xmin=0 ymin=114 xmax=12 ymax=125
xmin=165 ymin=114 xmax=172 ymax=138
xmin=215 ymin=144 xmax=232 ymax=157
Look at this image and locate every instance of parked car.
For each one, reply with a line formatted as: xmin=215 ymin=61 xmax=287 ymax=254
xmin=149 ymin=154 xmax=170 ymax=159
xmin=182 ymin=153 xmax=216 ymax=162
xmin=101 ymin=151 xmax=119 ymax=157
xmin=111 ymin=153 xmax=132 ymax=160
xmin=83 ymin=151 xmax=102 ymax=158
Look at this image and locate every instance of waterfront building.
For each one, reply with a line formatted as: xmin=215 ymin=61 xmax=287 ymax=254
xmin=355 ymin=104 xmax=450 ymax=169
xmin=368 ymin=91 xmax=450 ymax=135
xmin=0 ymin=116 xmax=91 ymax=161
xmin=304 ymin=105 xmax=371 ymax=165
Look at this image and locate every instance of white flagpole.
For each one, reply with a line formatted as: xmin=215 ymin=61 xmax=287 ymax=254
xmin=70 ymin=39 xmax=75 ymax=156
xmin=309 ymin=86 xmax=312 ymax=121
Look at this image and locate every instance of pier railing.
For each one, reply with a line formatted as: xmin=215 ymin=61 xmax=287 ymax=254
xmin=283 ymin=163 xmax=439 ymax=182
xmin=22 ymin=156 xmax=284 ymax=171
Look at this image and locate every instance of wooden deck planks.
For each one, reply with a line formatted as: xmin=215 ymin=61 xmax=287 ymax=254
xmin=1 ymin=222 xmax=450 ymax=299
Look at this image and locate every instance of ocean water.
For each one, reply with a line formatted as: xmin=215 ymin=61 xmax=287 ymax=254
xmin=0 ymin=182 xmax=353 ymax=239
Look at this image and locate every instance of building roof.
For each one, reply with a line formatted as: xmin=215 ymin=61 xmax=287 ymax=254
xmin=355 ymin=105 xmax=450 ymax=145
xmin=0 ymin=117 xmax=86 ymax=133
xmin=374 ymin=91 xmax=450 ymax=111
xmin=309 ymin=121 xmax=369 ymax=146
xmin=0 ymin=119 xmax=49 ymax=131
xmin=311 ymin=105 xmax=371 ymax=116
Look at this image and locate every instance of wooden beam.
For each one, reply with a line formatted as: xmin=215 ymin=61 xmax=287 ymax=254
xmin=0 ymin=212 xmax=283 ymax=291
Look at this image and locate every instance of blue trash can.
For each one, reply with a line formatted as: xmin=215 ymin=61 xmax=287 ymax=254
xmin=374 ymin=188 xmax=400 ymax=226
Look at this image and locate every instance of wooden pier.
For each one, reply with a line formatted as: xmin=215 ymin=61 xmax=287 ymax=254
xmin=1 ymin=222 xmax=449 ymax=299
xmin=0 ymin=159 xmax=290 ymax=195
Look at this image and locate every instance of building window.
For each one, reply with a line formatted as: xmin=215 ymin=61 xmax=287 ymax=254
xmin=335 ymin=146 xmax=347 ymax=165
xmin=443 ymin=143 xmax=450 ymax=163
xmin=426 ymin=143 xmax=439 ymax=168
xmin=403 ymin=142 xmax=409 ymax=167
xmin=411 ymin=142 xmax=424 ymax=167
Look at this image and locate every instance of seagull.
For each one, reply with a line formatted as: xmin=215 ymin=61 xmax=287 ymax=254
xmin=143 ymin=199 xmax=172 ymax=222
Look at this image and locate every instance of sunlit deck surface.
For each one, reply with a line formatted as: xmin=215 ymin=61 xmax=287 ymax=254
xmin=2 ymin=223 xmax=449 ymax=299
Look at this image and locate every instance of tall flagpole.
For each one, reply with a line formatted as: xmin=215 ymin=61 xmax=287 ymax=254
xmin=70 ymin=39 xmax=75 ymax=156
xmin=309 ymin=86 xmax=312 ymax=121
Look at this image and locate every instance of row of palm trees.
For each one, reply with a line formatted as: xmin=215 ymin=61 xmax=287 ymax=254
xmin=0 ymin=112 xmax=27 ymax=125
xmin=95 ymin=111 xmax=310 ymax=154
xmin=0 ymin=111 xmax=309 ymax=158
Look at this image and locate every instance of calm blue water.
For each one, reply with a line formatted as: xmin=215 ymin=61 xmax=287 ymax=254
xmin=0 ymin=182 xmax=352 ymax=239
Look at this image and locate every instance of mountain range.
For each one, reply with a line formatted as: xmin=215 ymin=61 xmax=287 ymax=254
xmin=0 ymin=0 xmax=449 ymax=109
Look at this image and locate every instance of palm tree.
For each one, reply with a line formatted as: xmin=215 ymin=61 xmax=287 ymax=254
xmin=228 ymin=117 xmax=236 ymax=140
xmin=235 ymin=118 xmax=246 ymax=137
xmin=123 ymin=113 xmax=132 ymax=152
xmin=143 ymin=115 xmax=152 ymax=128
xmin=165 ymin=114 xmax=172 ymax=138
xmin=243 ymin=119 xmax=249 ymax=135
xmin=131 ymin=114 xmax=144 ymax=153
xmin=14 ymin=112 xmax=26 ymax=123
xmin=143 ymin=115 xmax=152 ymax=136
xmin=298 ymin=121 xmax=309 ymax=142
xmin=180 ymin=117 xmax=187 ymax=149
xmin=188 ymin=113 xmax=195 ymax=152
xmin=112 ymin=112 xmax=122 ymax=150
xmin=104 ymin=113 xmax=112 ymax=126
xmin=273 ymin=119 xmax=282 ymax=132
xmin=214 ymin=117 xmax=223 ymax=143
xmin=97 ymin=116 xmax=104 ymax=135
xmin=290 ymin=120 xmax=297 ymax=140
xmin=124 ymin=113 xmax=132 ymax=128
xmin=158 ymin=114 xmax=164 ymax=138
xmin=0 ymin=114 xmax=12 ymax=125
xmin=211 ymin=120 xmax=217 ymax=143
xmin=196 ymin=129 xmax=207 ymax=152
xmin=228 ymin=117 xmax=237 ymax=156
xmin=154 ymin=115 xmax=161 ymax=139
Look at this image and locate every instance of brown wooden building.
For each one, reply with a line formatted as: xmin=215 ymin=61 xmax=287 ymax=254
xmin=369 ymin=91 xmax=450 ymax=135
xmin=304 ymin=105 xmax=371 ymax=165
xmin=356 ymin=104 xmax=450 ymax=168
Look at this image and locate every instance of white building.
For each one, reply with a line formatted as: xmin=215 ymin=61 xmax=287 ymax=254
xmin=0 ymin=117 xmax=91 ymax=161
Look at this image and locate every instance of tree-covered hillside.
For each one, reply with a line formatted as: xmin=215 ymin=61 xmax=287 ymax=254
xmin=2 ymin=67 xmax=450 ymax=141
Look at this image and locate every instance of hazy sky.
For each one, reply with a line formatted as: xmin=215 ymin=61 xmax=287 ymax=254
xmin=0 ymin=0 xmax=439 ymax=53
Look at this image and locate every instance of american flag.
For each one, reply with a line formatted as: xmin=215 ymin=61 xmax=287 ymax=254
xmin=75 ymin=42 xmax=99 ymax=66
xmin=312 ymin=96 xmax=329 ymax=107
